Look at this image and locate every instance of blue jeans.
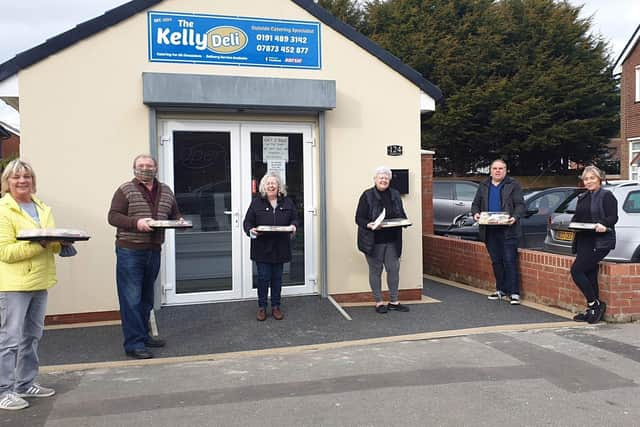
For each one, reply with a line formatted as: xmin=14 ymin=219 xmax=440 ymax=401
xmin=0 ymin=291 xmax=47 ymax=394
xmin=256 ymin=262 xmax=283 ymax=308
xmin=116 ymin=247 xmax=160 ymax=352
xmin=485 ymin=228 xmax=520 ymax=295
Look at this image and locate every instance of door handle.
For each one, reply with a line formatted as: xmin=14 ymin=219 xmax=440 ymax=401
xmin=454 ymin=202 xmax=465 ymax=206
xmin=223 ymin=211 xmax=239 ymax=227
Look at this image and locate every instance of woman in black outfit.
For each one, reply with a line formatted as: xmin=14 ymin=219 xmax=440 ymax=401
xmin=570 ymin=166 xmax=618 ymax=324
xmin=243 ymin=172 xmax=299 ymax=322
xmin=355 ymin=166 xmax=409 ymax=314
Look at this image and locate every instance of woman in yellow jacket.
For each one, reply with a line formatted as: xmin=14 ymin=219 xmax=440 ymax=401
xmin=0 ymin=159 xmax=62 ymax=411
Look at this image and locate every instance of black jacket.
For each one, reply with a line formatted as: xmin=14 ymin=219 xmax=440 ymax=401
xmin=355 ymin=186 xmax=407 ymax=256
xmin=243 ymin=196 xmax=299 ymax=263
xmin=471 ymin=176 xmax=526 ymax=242
xmin=571 ymin=189 xmax=618 ymax=253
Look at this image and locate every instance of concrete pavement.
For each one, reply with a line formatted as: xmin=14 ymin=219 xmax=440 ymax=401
xmin=3 ymin=323 xmax=640 ymax=426
xmin=3 ymin=278 xmax=640 ymax=426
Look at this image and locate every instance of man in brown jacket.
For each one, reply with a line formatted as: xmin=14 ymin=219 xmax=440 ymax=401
xmin=108 ymin=154 xmax=181 ymax=359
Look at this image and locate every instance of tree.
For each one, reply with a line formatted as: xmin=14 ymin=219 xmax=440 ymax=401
xmin=359 ymin=0 xmax=619 ymax=175
xmin=317 ymin=0 xmax=366 ymax=30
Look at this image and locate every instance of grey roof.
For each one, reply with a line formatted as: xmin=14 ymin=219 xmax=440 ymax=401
xmin=0 ymin=0 xmax=443 ymax=102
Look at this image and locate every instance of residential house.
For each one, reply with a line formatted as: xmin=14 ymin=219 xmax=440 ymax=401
xmin=614 ymin=24 xmax=640 ymax=180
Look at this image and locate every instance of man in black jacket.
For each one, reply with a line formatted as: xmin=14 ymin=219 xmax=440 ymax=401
xmin=471 ymin=159 xmax=525 ymax=305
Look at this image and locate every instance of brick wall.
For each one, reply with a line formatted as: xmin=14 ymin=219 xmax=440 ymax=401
xmin=621 ymin=43 xmax=640 ymax=140
xmin=423 ymin=234 xmax=640 ymax=322
xmin=421 ymin=151 xmax=434 ymax=235
xmin=0 ymin=133 xmax=19 ymax=158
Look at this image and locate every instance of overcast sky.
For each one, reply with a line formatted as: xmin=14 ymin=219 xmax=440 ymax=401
xmin=0 ymin=0 xmax=639 ymax=127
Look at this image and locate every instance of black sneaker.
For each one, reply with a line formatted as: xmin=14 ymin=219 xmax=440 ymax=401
xmin=587 ymin=301 xmax=607 ymax=324
xmin=145 ymin=337 xmax=166 ymax=348
xmin=375 ymin=305 xmax=388 ymax=314
xmin=387 ymin=303 xmax=410 ymax=312
xmin=125 ymin=348 xmax=153 ymax=359
xmin=573 ymin=310 xmax=589 ymax=322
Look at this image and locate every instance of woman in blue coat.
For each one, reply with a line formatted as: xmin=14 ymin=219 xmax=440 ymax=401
xmin=243 ymin=172 xmax=299 ymax=321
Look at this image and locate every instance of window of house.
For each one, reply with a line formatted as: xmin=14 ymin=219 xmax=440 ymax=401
xmin=630 ymin=140 xmax=640 ymax=181
xmin=636 ymin=65 xmax=640 ymax=102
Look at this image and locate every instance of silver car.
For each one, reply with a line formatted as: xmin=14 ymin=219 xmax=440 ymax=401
xmin=544 ymin=182 xmax=640 ymax=262
xmin=433 ymin=179 xmax=479 ymax=234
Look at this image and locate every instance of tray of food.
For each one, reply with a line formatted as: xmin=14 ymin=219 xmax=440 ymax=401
xmin=147 ymin=220 xmax=193 ymax=229
xmin=478 ymin=211 xmax=511 ymax=225
xmin=380 ymin=218 xmax=412 ymax=228
xmin=568 ymin=222 xmax=598 ymax=230
xmin=256 ymin=225 xmax=295 ymax=232
xmin=17 ymin=228 xmax=91 ymax=242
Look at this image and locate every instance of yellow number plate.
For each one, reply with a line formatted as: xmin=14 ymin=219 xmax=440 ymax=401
xmin=555 ymin=230 xmax=575 ymax=241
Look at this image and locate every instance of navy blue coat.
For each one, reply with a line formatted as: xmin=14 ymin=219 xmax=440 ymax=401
xmin=243 ymin=196 xmax=299 ymax=263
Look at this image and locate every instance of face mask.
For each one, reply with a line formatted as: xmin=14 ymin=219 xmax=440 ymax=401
xmin=134 ymin=168 xmax=156 ymax=182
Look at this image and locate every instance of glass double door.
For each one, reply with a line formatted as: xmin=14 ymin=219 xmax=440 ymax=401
xmin=159 ymin=120 xmax=316 ymax=304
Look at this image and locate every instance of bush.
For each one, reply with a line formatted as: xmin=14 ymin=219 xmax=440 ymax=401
xmin=0 ymin=155 xmax=18 ymax=174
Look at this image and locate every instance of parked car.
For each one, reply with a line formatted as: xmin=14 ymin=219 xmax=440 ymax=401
xmin=433 ymin=179 xmax=479 ymax=234
xmin=544 ymin=182 xmax=640 ymax=262
xmin=444 ymin=187 xmax=577 ymax=249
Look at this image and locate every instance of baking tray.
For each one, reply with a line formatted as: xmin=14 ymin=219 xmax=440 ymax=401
xmin=568 ymin=222 xmax=598 ymax=230
xmin=256 ymin=225 xmax=295 ymax=232
xmin=478 ymin=211 xmax=511 ymax=225
xmin=380 ymin=219 xmax=412 ymax=228
xmin=17 ymin=229 xmax=91 ymax=242
xmin=148 ymin=220 xmax=193 ymax=229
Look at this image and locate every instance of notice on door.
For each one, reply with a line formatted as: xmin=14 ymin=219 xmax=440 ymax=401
xmin=263 ymin=136 xmax=289 ymax=161
xmin=267 ymin=160 xmax=287 ymax=185
xmin=263 ymin=136 xmax=288 ymax=185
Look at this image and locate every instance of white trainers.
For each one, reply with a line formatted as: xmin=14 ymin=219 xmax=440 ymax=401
xmin=17 ymin=383 xmax=55 ymax=398
xmin=510 ymin=294 xmax=521 ymax=305
xmin=487 ymin=291 xmax=505 ymax=300
xmin=0 ymin=392 xmax=29 ymax=410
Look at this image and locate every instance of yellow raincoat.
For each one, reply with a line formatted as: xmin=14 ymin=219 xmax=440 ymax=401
xmin=0 ymin=194 xmax=60 ymax=291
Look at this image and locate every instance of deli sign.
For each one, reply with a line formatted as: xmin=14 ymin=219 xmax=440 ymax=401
xmin=148 ymin=11 xmax=321 ymax=69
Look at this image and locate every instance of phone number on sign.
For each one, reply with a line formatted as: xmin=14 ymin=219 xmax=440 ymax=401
xmin=256 ymin=45 xmax=309 ymax=54
xmin=256 ymin=34 xmax=309 ymax=44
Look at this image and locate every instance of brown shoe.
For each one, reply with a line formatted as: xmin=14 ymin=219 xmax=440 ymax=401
xmin=272 ymin=306 xmax=284 ymax=320
xmin=256 ymin=308 xmax=267 ymax=321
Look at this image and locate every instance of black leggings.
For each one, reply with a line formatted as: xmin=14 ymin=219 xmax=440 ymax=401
xmin=570 ymin=244 xmax=609 ymax=303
